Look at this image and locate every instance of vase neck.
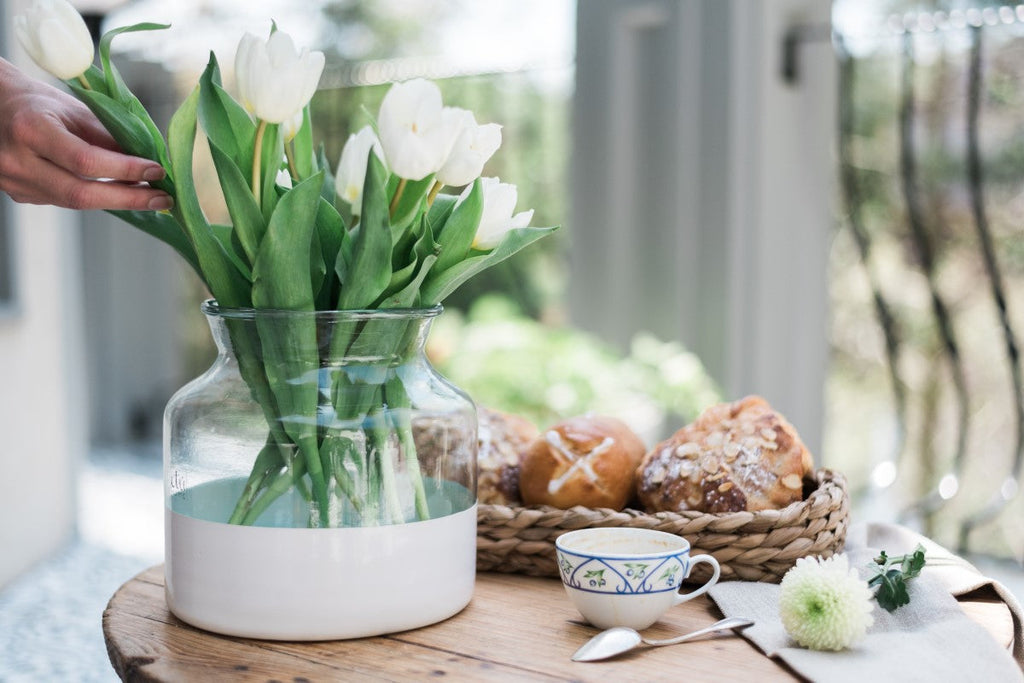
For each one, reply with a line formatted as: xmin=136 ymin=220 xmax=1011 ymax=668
xmin=202 ymin=303 xmax=438 ymax=364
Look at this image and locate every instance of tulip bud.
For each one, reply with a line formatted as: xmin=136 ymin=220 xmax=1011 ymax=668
xmin=234 ymin=30 xmax=324 ymax=124
xmin=15 ymin=0 xmax=95 ymax=81
xmin=334 ymin=125 xmax=385 ymax=214
xmin=377 ymin=79 xmax=463 ymax=181
xmin=436 ymin=110 xmax=502 ymax=188
xmin=468 ymin=177 xmax=534 ymax=251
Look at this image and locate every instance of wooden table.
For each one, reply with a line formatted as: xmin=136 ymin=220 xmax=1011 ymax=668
xmin=104 ymin=567 xmax=1014 ymax=682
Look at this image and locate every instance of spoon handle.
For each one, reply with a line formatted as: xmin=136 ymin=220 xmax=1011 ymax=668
xmin=642 ymin=617 xmax=753 ymax=647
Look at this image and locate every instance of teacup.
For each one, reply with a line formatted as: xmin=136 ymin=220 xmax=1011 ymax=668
xmin=555 ymin=527 xmax=721 ymax=630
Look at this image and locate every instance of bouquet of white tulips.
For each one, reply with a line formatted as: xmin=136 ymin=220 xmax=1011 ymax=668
xmin=17 ymin=0 xmax=557 ymax=526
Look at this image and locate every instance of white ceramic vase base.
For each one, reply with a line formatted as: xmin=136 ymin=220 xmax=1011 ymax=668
xmin=165 ymin=504 xmax=477 ymax=640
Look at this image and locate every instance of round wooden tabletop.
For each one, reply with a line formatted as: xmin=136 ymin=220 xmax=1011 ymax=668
xmin=103 ymin=566 xmax=1014 ymax=682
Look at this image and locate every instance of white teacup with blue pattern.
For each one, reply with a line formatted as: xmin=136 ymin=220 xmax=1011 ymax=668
xmin=555 ymin=527 xmax=721 ymax=630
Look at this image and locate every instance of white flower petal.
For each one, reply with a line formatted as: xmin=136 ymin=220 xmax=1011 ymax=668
xmin=232 ymin=29 xmax=323 ymax=124
xmin=378 ymin=79 xmax=462 ymax=180
xmin=470 ymin=177 xmax=525 ymax=250
xmin=334 ymin=125 xmax=384 ymax=214
xmin=778 ymin=553 xmax=875 ymax=651
xmin=15 ymin=0 xmax=94 ymax=80
xmin=437 ymin=113 xmax=503 ymax=187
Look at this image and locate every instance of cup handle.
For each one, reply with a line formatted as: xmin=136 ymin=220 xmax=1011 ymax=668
xmin=673 ymin=554 xmax=721 ymax=605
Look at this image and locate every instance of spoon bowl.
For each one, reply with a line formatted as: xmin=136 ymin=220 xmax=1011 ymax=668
xmin=571 ymin=616 xmax=754 ymax=662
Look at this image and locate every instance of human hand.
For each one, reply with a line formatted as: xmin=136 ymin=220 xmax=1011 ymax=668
xmin=0 ymin=59 xmax=173 ymax=211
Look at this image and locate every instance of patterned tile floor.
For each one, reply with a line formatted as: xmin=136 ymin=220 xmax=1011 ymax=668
xmin=0 ymin=446 xmax=1021 ymax=682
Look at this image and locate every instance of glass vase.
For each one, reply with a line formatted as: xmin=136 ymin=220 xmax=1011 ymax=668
xmin=163 ymin=301 xmax=477 ymax=640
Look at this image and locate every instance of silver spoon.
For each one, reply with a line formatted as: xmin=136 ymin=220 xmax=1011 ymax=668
xmin=571 ymin=616 xmax=755 ymax=662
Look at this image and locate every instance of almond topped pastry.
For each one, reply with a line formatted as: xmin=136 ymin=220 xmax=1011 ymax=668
xmin=636 ymin=396 xmax=813 ymax=513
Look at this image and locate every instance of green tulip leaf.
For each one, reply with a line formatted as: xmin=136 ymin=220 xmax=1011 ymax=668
xmin=210 ymin=223 xmax=254 ymax=282
xmin=309 ymin=225 xmax=327 ymax=309
xmin=209 ymin=141 xmax=265 ymax=265
xmin=98 ymin=23 xmax=170 ymax=102
xmin=197 ymin=53 xmax=256 ymax=174
xmin=433 ymin=178 xmax=482 ymax=274
xmin=167 ymin=85 xmax=250 ymax=307
xmin=336 ymin=153 xmax=391 ymax=310
xmin=421 ymin=226 xmax=559 ymax=305
xmin=316 ymin=144 xmax=337 ymax=205
xmin=77 ymin=65 xmax=106 ymax=93
xmin=386 ymin=214 xmax=437 ymax=295
xmin=379 ymin=254 xmax=437 ymax=309
xmin=313 ymin=198 xmax=346 ymax=309
xmin=291 ymin=106 xmax=315 ymax=180
xmin=96 ymin=23 xmax=172 ymax=170
xmin=252 ymin=172 xmax=323 ymax=310
xmin=426 ymin=193 xmax=458 ymax=233
xmin=259 ymin=123 xmax=283 ymax=222
xmin=387 ymin=175 xmax=434 ymax=238
xmin=67 ymin=83 xmax=157 ymax=163
xmin=378 ymin=215 xmax=439 ymax=308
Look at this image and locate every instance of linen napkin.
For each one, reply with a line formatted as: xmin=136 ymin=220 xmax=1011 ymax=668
xmin=707 ymin=522 xmax=1023 ymax=682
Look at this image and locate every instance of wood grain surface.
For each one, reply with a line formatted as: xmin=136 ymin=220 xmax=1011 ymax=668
xmin=103 ymin=567 xmax=1013 ymax=682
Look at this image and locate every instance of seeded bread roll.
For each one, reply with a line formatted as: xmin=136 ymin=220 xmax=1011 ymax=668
xmin=519 ymin=415 xmax=647 ymax=510
xmin=636 ymin=396 xmax=814 ymax=513
xmin=476 ymin=407 xmax=539 ymax=505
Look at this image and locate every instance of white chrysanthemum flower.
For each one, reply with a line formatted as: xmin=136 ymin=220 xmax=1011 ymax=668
xmin=778 ymin=554 xmax=874 ymax=651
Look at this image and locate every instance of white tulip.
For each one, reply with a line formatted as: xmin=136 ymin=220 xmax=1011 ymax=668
xmin=377 ymin=79 xmax=463 ymax=181
xmin=15 ymin=0 xmax=94 ymax=81
xmin=334 ymin=126 xmax=385 ymax=214
xmin=234 ymin=30 xmax=324 ymax=124
xmin=468 ymin=177 xmax=534 ymax=251
xmin=436 ymin=110 xmax=502 ymax=187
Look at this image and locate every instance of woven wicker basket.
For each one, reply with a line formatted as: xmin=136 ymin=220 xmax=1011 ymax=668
xmin=476 ymin=468 xmax=849 ymax=584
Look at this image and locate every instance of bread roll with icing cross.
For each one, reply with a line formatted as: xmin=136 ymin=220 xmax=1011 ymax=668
xmin=519 ymin=415 xmax=647 ymax=510
xmin=636 ymin=395 xmax=813 ymax=513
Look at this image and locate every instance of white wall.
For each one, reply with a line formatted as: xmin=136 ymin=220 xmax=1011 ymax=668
xmin=0 ymin=202 xmax=86 ymax=587
xmin=571 ymin=0 xmax=835 ymax=454
xmin=0 ymin=0 xmax=87 ymax=588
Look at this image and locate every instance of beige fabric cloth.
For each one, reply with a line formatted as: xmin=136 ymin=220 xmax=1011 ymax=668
xmin=707 ymin=522 xmax=1023 ymax=682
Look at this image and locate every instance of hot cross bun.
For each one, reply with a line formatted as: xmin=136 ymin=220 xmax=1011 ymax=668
xmin=519 ymin=414 xmax=647 ymax=510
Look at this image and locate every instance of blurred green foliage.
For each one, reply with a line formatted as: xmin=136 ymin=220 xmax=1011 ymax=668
xmin=428 ymin=295 xmax=721 ymax=442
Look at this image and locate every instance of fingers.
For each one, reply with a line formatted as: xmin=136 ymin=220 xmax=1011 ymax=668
xmin=4 ymin=155 xmax=173 ymax=211
xmin=39 ymin=121 xmax=166 ymax=184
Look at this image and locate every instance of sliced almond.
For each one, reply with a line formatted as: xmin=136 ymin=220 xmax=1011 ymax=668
xmin=649 ymin=467 xmax=667 ymax=484
xmin=782 ymin=473 xmax=803 ymax=490
xmin=705 ymin=432 xmax=724 ymax=447
xmin=723 ymin=442 xmax=741 ymax=458
xmin=675 ymin=442 xmax=701 ymax=458
xmin=702 ymin=459 xmax=719 ymax=474
xmin=761 ymin=427 xmax=778 ymax=442
xmin=718 ymin=481 xmax=734 ymax=493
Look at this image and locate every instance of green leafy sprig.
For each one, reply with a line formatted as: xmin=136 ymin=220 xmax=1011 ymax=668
xmin=866 ymin=544 xmax=927 ymax=612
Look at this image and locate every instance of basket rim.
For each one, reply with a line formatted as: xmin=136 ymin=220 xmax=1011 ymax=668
xmin=477 ymin=467 xmax=847 ymax=523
